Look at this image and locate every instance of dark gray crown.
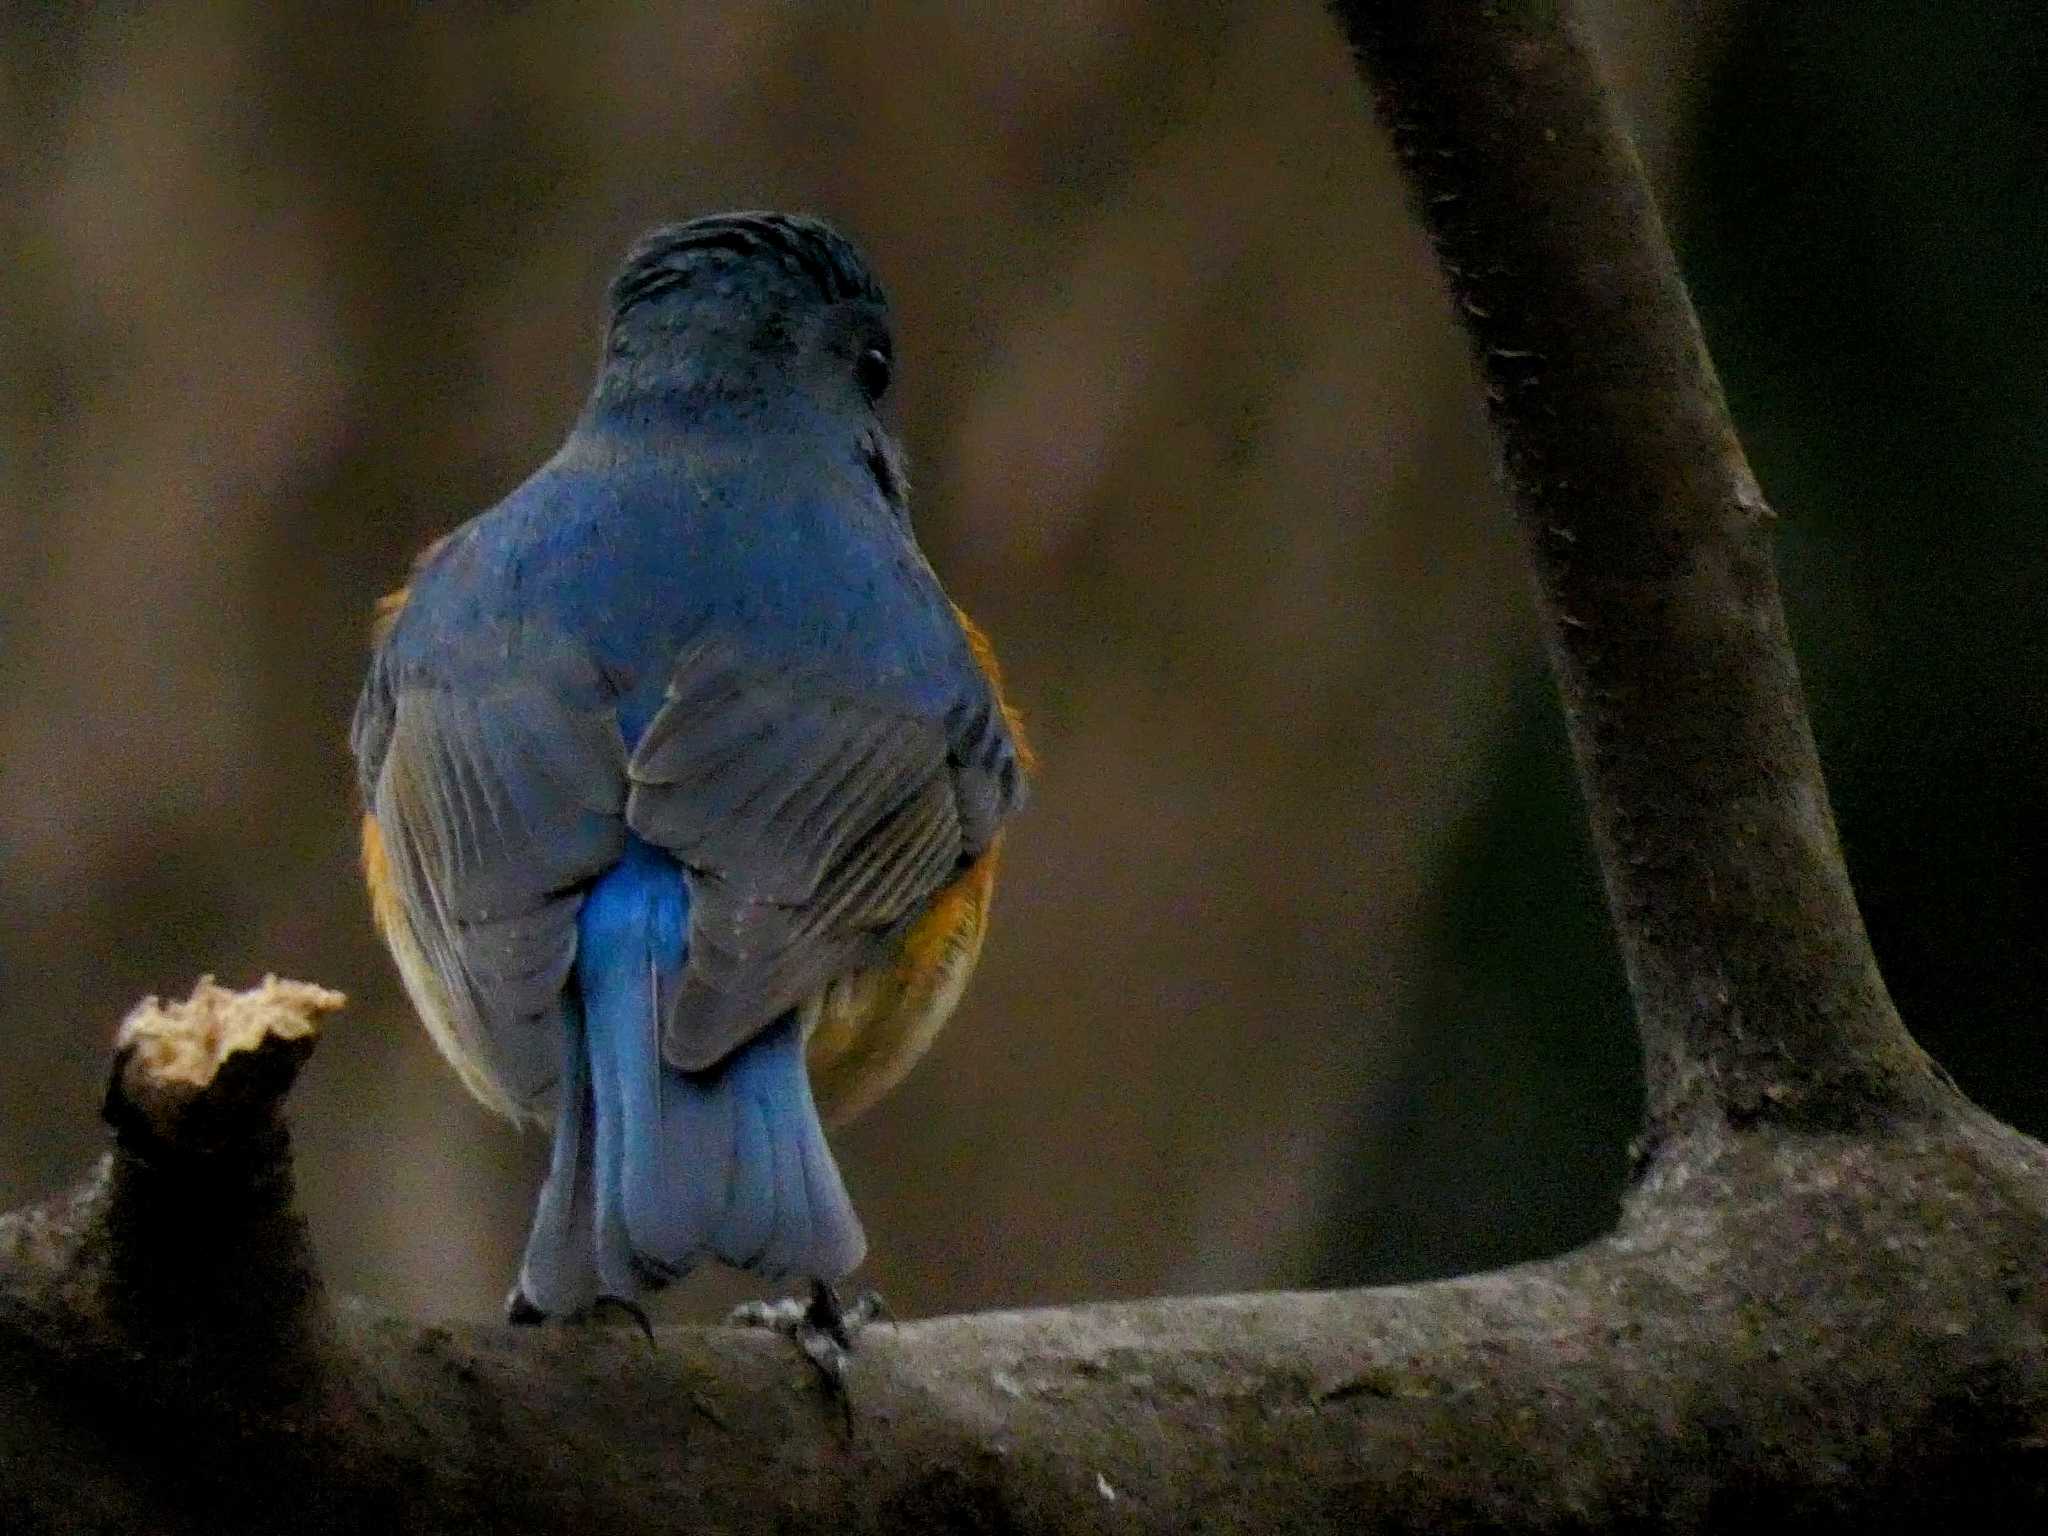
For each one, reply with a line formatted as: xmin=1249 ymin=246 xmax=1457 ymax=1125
xmin=608 ymin=211 xmax=886 ymax=322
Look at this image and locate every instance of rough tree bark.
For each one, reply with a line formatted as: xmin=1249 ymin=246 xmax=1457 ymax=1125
xmin=3 ymin=4 xmax=2042 ymax=1531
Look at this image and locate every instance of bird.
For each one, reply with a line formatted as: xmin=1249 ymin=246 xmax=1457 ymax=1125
xmin=351 ymin=211 xmax=1029 ymax=1359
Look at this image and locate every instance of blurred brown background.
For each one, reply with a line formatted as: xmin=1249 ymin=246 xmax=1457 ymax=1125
xmin=2 ymin=3 xmax=2040 ymax=1322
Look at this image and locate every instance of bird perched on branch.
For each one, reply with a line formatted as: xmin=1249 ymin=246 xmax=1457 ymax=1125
xmin=351 ymin=212 xmax=1029 ymax=1359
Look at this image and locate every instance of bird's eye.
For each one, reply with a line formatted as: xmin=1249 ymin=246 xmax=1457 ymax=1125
xmin=855 ymin=346 xmax=892 ymax=402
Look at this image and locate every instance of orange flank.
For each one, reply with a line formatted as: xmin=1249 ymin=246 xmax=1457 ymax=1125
xmin=806 ymin=837 xmax=1003 ymax=1127
xmin=952 ymin=602 xmax=1035 ymax=775
xmin=371 ymin=585 xmax=410 ymax=645
xmin=360 ymin=812 xmax=402 ymax=940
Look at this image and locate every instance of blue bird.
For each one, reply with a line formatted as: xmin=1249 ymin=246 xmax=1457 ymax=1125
xmin=351 ymin=212 xmax=1029 ymax=1349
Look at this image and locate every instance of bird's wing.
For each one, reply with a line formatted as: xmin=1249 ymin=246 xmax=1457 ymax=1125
xmin=943 ymin=602 xmax=1032 ymax=852
xmin=626 ymin=631 xmax=992 ymax=1072
xmin=356 ymin=647 xmax=627 ymax=1119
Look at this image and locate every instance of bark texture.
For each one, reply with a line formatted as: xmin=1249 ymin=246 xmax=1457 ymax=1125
xmin=1333 ymin=0 xmax=1936 ymax=1148
xmin=2 ymin=4 xmax=2043 ymax=1531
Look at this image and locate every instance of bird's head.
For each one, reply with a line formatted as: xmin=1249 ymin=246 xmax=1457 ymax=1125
xmin=591 ymin=211 xmax=897 ymax=436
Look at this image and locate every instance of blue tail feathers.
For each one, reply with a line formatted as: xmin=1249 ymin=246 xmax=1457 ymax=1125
xmin=514 ymin=839 xmax=865 ymax=1316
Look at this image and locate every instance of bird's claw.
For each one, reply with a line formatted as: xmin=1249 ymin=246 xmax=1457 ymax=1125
xmin=728 ymin=1282 xmax=888 ymax=1397
xmin=838 ymin=1287 xmax=892 ymax=1329
xmin=504 ymin=1287 xmax=655 ymax=1347
xmin=591 ymin=1294 xmax=657 ymax=1347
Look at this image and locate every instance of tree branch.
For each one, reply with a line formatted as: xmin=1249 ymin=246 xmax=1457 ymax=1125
xmin=1328 ymin=1 xmax=1940 ymax=1145
xmin=1 ymin=4 xmax=2043 ymax=1532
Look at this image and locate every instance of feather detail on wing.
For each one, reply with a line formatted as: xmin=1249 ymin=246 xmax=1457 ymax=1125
xmin=362 ymin=810 xmax=492 ymax=1109
xmin=951 ymin=603 xmax=1034 ymax=775
xmin=363 ymin=676 xmax=627 ymax=1120
xmin=626 ymin=633 xmax=981 ymax=1073
xmin=801 ymin=609 xmax=1026 ymax=1124
xmin=805 ymin=836 xmax=1002 ymax=1127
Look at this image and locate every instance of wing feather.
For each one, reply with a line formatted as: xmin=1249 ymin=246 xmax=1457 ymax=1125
xmin=368 ymin=679 xmax=626 ymax=1118
xmin=626 ymin=637 xmax=981 ymax=1073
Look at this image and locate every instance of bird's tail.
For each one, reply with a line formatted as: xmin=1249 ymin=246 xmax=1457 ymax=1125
xmin=513 ymin=844 xmax=865 ymax=1317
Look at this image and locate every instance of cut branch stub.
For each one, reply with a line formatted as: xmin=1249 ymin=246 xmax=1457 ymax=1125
xmin=104 ymin=975 xmax=340 ymax=1158
xmin=86 ymin=977 xmax=343 ymax=1373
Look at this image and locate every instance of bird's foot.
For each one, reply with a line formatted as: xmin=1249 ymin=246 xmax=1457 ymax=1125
xmin=505 ymin=1287 xmax=656 ymax=1346
xmin=728 ymin=1282 xmax=888 ymax=1396
xmin=591 ymin=1294 xmax=657 ymax=1346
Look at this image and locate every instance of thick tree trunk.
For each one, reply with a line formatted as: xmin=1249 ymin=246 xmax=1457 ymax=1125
xmin=3 ymin=4 xmax=2042 ymax=1531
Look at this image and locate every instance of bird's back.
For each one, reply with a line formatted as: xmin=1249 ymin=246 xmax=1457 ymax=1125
xmin=374 ymin=422 xmax=979 ymax=756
